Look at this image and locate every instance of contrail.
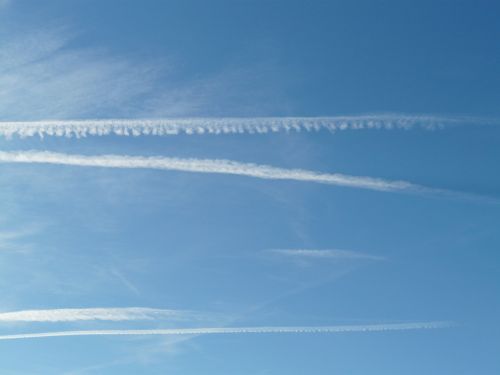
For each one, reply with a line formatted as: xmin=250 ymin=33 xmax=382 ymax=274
xmin=0 ymin=115 xmax=489 ymax=138
xmin=267 ymin=249 xmax=385 ymax=261
xmin=0 ymin=308 xmax=197 ymax=322
xmin=0 ymin=150 xmax=438 ymax=194
xmin=0 ymin=322 xmax=452 ymax=341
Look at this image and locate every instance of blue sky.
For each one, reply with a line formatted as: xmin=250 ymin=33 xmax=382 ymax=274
xmin=0 ymin=0 xmax=499 ymax=374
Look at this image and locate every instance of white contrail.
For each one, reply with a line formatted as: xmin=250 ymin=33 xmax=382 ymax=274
xmin=0 ymin=115 xmax=488 ymax=138
xmin=268 ymin=249 xmax=385 ymax=261
xmin=0 ymin=150 xmax=437 ymax=194
xmin=0 ymin=308 xmax=195 ymax=322
xmin=0 ymin=321 xmax=452 ymax=341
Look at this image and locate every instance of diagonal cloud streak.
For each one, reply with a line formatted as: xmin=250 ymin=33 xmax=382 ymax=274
xmin=0 ymin=321 xmax=452 ymax=341
xmin=0 ymin=114 xmax=493 ymax=138
xmin=0 ymin=307 xmax=197 ymax=322
xmin=0 ymin=150 xmax=438 ymax=194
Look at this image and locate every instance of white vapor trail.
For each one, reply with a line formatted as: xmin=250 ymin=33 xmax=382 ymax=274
xmin=268 ymin=249 xmax=385 ymax=261
xmin=0 ymin=308 xmax=194 ymax=322
xmin=0 ymin=115 xmax=485 ymax=138
xmin=0 ymin=322 xmax=452 ymax=341
xmin=0 ymin=150 xmax=436 ymax=194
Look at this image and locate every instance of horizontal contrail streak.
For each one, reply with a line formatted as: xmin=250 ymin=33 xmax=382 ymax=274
xmin=0 ymin=150 xmax=437 ymax=194
xmin=268 ymin=249 xmax=385 ymax=261
xmin=0 ymin=308 xmax=194 ymax=322
xmin=0 ymin=322 xmax=452 ymax=341
xmin=0 ymin=115 xmax=486 ymax=138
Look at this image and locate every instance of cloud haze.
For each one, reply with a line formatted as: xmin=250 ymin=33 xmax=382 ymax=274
xmin=0 ymin=27 xmax=159 ymax=120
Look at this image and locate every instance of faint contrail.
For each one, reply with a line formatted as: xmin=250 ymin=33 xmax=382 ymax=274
xmin=0 ymin=115 xmax=489 ymax=138
xmin=0 ymin=308 xmax=196 ymax=322
xmin=267 ymin=249 xmax=385 ymax=261
xmin=0 ymin=321 xmax=452 ymax=341
xmin=0 ymin=150 xmax=439 ymax=194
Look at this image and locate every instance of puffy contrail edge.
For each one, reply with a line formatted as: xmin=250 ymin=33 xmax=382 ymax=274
xmin=0 ymin=115 xmax=490 ymax=138
xmin=0 ymin=322 xmax=452 ymax=341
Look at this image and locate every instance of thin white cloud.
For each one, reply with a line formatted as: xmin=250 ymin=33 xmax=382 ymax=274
xmin=0 ymin=227 xmax=40 ymax=253
xmin=0 ymin=27 xmax=160 ymax=120
xmin=0 ymin=150 xmax=437 ymax=194
xmin=0 ymin=307 xmax=195 ymax=322
xmin=0 ymin=29 xmax=70 ymax=72
xmin=0 ymin=321 xmax=452 ymax=341
xmin=0 ymin=229 xmax=33 ymax=243
xmin=0 ymin=26 xmax=290 ymax=120
xmin=109 ymin=268 xmax=141 ymax=296
xmin=0 ymin=115 xmax=485 ymax=138
xmin=268 ymin=249 xmax=385 ymax=261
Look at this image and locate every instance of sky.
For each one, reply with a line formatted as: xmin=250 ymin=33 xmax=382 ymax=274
xmin=0 ymin=0 xmax=499 ymax=374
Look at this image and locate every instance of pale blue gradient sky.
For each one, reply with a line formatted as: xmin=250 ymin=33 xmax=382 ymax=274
xmin=0 ymin=1 xmax=499 ymax=374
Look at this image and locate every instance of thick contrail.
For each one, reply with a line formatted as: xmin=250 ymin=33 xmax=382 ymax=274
xmin=0 ymin=150 xmax=437 ymax=194
xmin=0 ymin=322 xmax=452 ymax=341
xmin=0 ymin=115 xmax=485 ymax=138
xmin=0 ymin=308 xmax=195 ymax=322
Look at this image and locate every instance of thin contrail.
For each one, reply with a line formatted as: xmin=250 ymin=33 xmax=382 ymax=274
xmin=0 ymin=308 xmax=196 ymax=322
xmin=0 ymin=150 xmax=438 ymax=194
xmin=267 ymin=249 xmax=385 ymax=261
xmin=0 ymin=115 xmax=490 ymax=138
xmin=0 ymin=321 xmax=452 ymax=341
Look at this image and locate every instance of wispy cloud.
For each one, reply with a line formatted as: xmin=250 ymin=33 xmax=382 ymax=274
xmin=0 ymin=114 xmax=490 ymax=138
xmin=267 ymin=249 xmax=385 ymax=261
xmin=0 ymin=321 xmax=452 ymax=341
xmin=0 ymin=227 xmax=41 ymax=253
xmin=0 ymin=150 xmax=439 ymax=195
xmin=0 ymin=307 xmax=197 ymax=322
xmin=109 ymin=268 xmax=141 ymax=296
xmin=0 ymin=25 xmax=161 ymax=120
xmin=0 ymin=230 xmax=33 ymax=244
xmin=0 ymin=24 xmax=291 ymax=120
xmin=0 ymin=28 xmax=70 ymax=71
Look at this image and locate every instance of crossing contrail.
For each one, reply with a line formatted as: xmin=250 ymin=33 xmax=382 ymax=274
xmin=0 ymin=321 xmax=452 ymax=341
xmin=0 ymin=150 xmax=438 ymax=194
xmin=0 ymin=115 xmax=488 ymax=138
